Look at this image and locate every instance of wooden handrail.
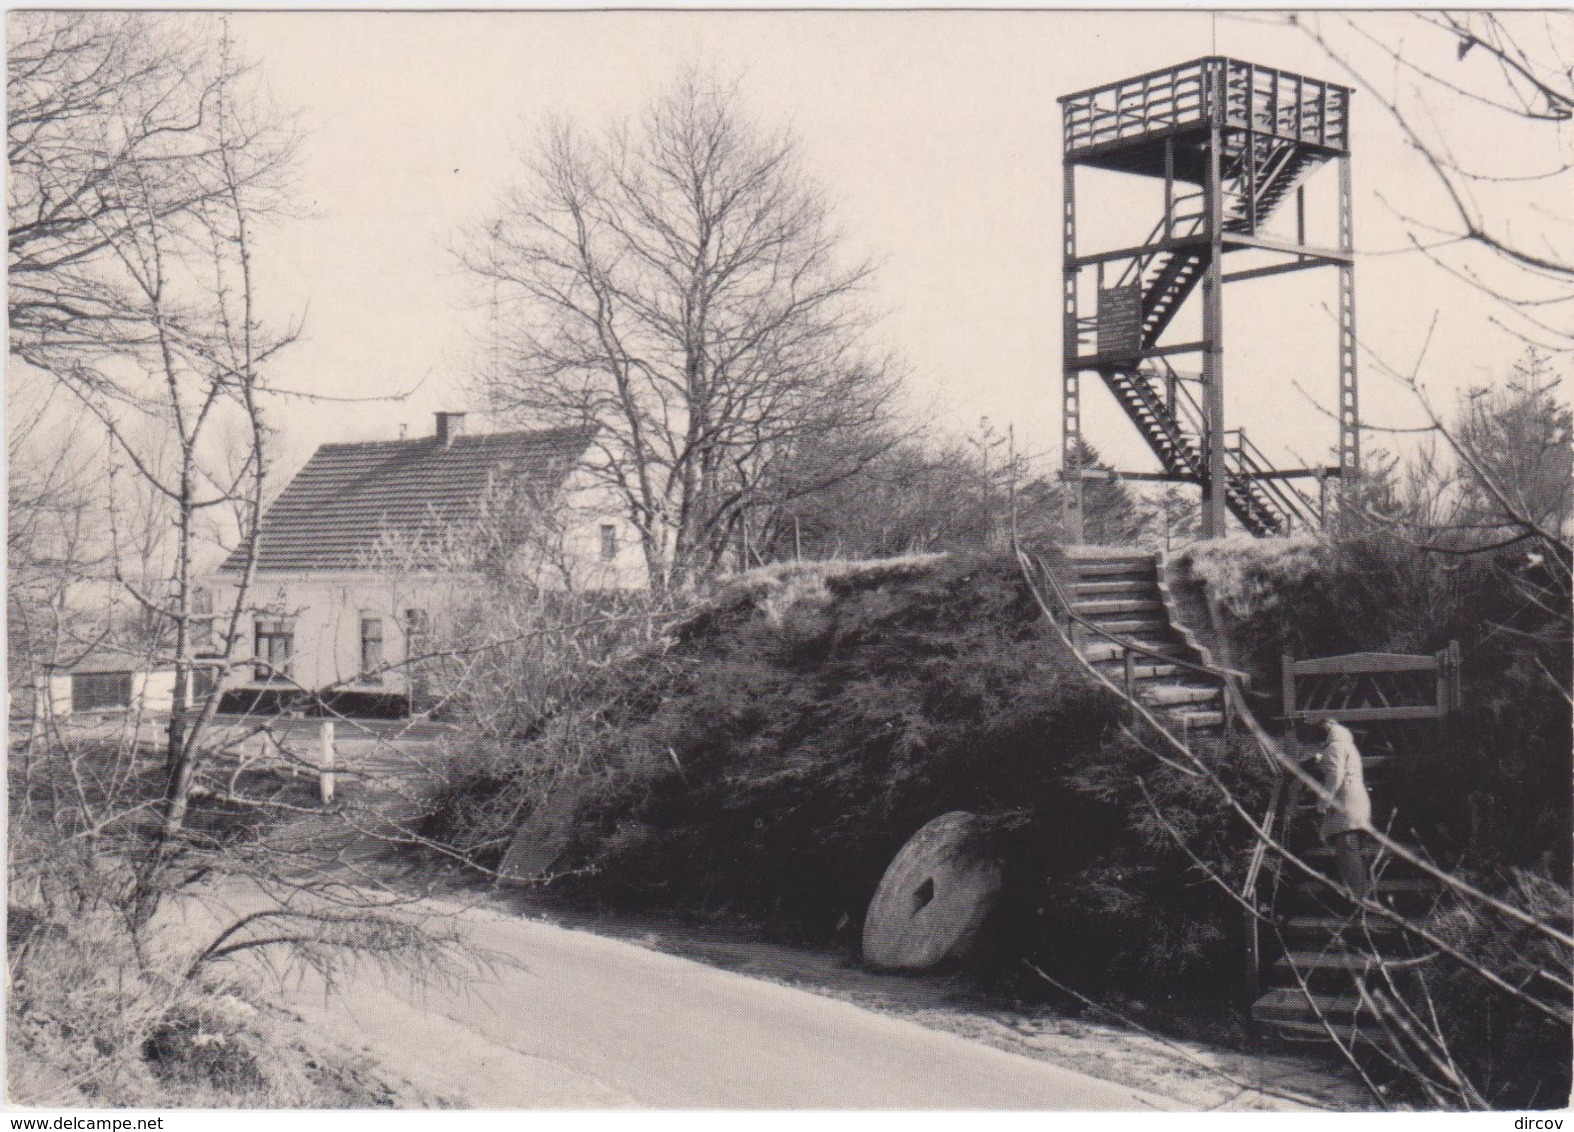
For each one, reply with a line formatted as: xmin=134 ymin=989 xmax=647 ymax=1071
xmin=1240 ymin=776 xmax=1285 ymax=998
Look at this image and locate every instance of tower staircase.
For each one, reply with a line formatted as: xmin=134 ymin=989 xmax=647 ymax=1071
xmin=1094 ymin=133 xmax=1330 ymax=537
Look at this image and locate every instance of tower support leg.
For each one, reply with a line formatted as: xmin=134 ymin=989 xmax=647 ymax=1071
xmin=1337 ymin=154 xmax=1361 ymax=514
xmin=1200 ymin=101 xmax=1228 ymax=540
xmin=1061 ymin=161 xmax=1085 ymax=544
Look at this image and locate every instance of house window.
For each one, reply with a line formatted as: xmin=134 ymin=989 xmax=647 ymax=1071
xmin=599 ymin=523 xmax=618 ymax=563
xmin=72 ymin=671 xmax=133 ymax=712
xmin=253 ymin=617 xmax=293 ymax=683
xmin=360 ymin=616 xmax=384 ymax=684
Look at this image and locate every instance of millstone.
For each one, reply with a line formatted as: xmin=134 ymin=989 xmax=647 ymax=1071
xmin=498 ymin=788 xmax=580 ymax=885
xmin=862 ymin=811 xmax=1003 ymax=971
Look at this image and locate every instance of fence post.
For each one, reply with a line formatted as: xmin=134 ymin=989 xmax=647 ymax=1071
xmin=1123 ymin=648 xmax=1136 ymax=718
xmin=319 ymin=720 xmax=335 ymax=805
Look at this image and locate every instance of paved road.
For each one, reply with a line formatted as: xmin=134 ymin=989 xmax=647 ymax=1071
xmin=282 ymin=901 xmax=1176 ymax=1110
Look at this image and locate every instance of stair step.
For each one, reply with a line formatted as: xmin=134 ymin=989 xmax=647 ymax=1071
xmin=1069 ymin=558 xmax=1157 ymax=578
xmin=1284 ymin=915 xmax=1403 ymax=938
xmin=1081 ymin=641 xmax=1180 ymax=664
xmin=1252 ymin=988 xmax=1368 ymax=1026
xmin=1070 ymin=580 xmax=1152 ymax=598
xmin=1088 ymin=617 xmax=1169 ymax=635
xmin=1093 ymin=661 xmax=1182 ymax=681
xmin=1172 ymin=709 xmax=1225 ymax=731
xmin=1074 ymin=598 xmax=1164 ymax=617
xmin=1274 ymin=950 xmax=1382 ymax=974
xmin=1258 ymin=1017 xmax=1392 ymax=1048
xmin=1142 ymin=683 xmax=1220 ymax=707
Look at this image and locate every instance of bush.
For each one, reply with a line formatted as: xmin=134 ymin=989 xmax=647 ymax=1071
xmin=431 ymin=552 xmax=1274 ymax=995
xmin=1423 ymin=867 xmax=1573 ymax=1109
xmin=1184 ymin=529 xmax=1572 ymax=1107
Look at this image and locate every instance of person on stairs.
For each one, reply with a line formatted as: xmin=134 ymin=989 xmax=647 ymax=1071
xmin=1295 ymin=717 xmax=1373 ymax=899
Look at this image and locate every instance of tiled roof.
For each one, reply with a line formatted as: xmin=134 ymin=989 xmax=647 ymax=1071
xmin=221 ymin=425 xmax=598 ymax=573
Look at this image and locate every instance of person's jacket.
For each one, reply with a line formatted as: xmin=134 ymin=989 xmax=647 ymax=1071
xmin=1319 ymin=721 xmax=1372 ymax=839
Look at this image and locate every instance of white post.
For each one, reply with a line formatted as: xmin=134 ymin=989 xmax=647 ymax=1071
xmin=319 ymin=720 xmax=335 ymax=805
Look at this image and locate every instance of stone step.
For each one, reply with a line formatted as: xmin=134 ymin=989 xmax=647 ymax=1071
xmin=1069 ymin=559 xmax=1158 ymax=580
xmin=1073 ymin=598 xmax=1165 ymax=618
xmin=1080 ymin=640 xmax=1181 ymax=665
xmin=1070 ymin=579 xmax=1154 ymax=598
xmin=1283 ymin=915 xmax=1403 ymax=939
xmin=1092 ymin=661 xmax=1183 ymax=681
xmin=1087 ymin=616 xmax=1170 ymax=636
xmin=1273 ymin=950 xmax=1382 ymax=975
xmin=1172 ymin=709 xmax=1225 ymax=731
xmin=1141 ymin=683 xmax=1220 ymax=707
xmin=1259 ymin=1016 xmax=1392 ymax=1048
xmin=1251 ymin=987 xmax=1369 ymax=1028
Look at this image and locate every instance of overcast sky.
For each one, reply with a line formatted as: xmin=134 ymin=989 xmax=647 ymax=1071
xmin=219 ymin=10 xmax=1560 ymax=483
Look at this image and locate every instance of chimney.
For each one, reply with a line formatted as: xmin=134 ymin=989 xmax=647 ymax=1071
xmin=434 ymin=411 xmax=466 ymax=447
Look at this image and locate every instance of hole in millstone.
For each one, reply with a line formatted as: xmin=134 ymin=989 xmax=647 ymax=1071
xmin=912 ymin=877 xmax=936 ymax=914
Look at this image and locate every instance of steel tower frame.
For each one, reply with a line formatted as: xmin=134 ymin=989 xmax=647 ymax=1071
xmin=1058 ymin=57 xmax=1359 ymax=540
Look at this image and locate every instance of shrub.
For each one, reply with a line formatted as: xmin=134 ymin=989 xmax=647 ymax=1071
xmin=1422 ymin=867 xmax=1573 ymax=1109
xmin=1184 ymin=529 xmax=1572 ymax=1107
xmin=431 ymin=552 xmax=1275 ymax=995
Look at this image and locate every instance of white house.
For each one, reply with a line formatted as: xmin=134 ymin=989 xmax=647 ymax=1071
xmin=201 ymin=412 xmax=644 ymax=714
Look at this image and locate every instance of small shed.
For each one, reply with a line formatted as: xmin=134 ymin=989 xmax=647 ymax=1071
xmin=44 ymin=649 xmax=178 ymax=718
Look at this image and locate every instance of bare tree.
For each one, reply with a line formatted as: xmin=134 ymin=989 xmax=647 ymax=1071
xmin=461 ymin=68 xmax=899 ymax=595
xmin=1275 ymin=13 xmax=1574 ymax=574
xmin=6 ymin=17 xmax=483 ymax=1031
xmin=8 ymin=13 xmax=293 ymax=369
xmin=1291 ymin=13 xmax=1573 ymax=354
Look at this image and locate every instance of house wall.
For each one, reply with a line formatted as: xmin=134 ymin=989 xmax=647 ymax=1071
xmin=203 ymin=572 xmax=474 ymax=696
xmin=135 ymin=670 xmax=176 ymax=714
xmin=46 ymin=674 xmax=72 ymax=716
xmin=552 ymin=465 xmax=650 ymax=592
xmin=200 ymin=459 xmax=648 ymax=703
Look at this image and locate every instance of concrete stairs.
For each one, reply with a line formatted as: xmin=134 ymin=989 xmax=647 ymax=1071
xmin=1063 ymin=550 xmax=1227 ymax=738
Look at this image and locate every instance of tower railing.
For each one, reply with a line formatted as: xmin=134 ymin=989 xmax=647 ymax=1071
xmin=1225 ymin=428 xmax=1324 ymax=533
xmin=1062 ymin=59 xmax=1211 ymax=153
xmin=1062 ymin=57 xmax=1350 ymax=159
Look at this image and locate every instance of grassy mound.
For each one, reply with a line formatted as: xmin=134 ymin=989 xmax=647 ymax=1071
xmin=432 ymin=551 xmax=1271 ymax=995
